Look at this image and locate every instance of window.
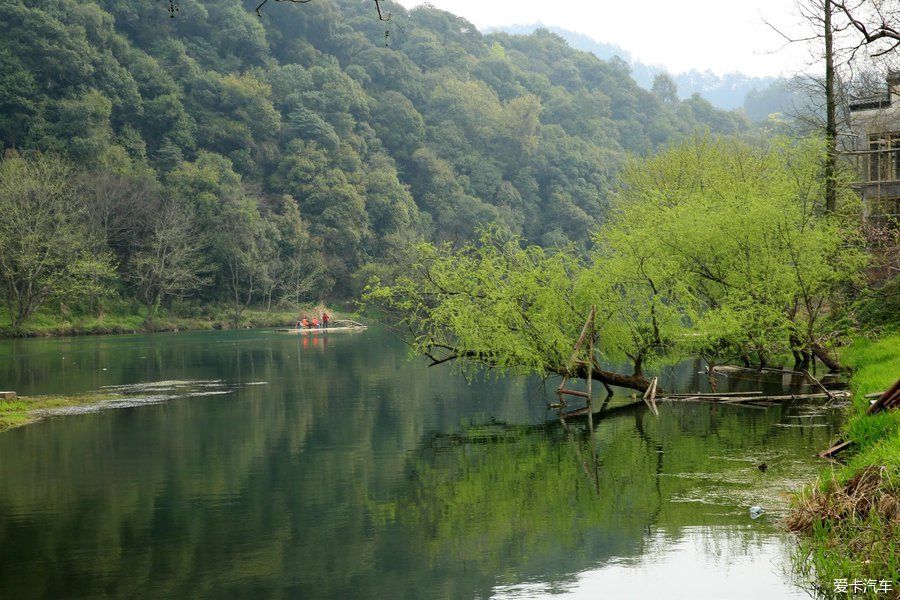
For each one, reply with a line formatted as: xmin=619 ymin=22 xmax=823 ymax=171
xmin=867 ymin=132 xmax=900 ymax=182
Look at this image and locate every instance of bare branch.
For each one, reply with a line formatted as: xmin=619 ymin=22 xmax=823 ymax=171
xmin=255 ymin=0 xmax=312 ymax=18
xmin=254 ymin=0 xmax=390 ymax=21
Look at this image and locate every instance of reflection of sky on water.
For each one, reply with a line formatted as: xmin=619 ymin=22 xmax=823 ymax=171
xmin=493 ymin=527 xmax=810 ymax=599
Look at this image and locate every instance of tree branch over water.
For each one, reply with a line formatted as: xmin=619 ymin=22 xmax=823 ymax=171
xmin=363 ymin=138 xmax=865 ymax=392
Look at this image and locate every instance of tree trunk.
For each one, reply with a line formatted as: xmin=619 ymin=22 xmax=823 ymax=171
xmin=824 ymin=0 xmax=837 ymax=213
xmin=564 ymin=363 xmax=652 ymax=394
xmin=811 ymin=340 xmax=843 ymax=372
xmin=706 ymin=357 xmax=718 ymax=393
xmin=632 ymin=355 xmax=644 ymax=378
xmin=144 ymin=293 xmax=161 ymax=326
xmin=790 ymin=334 xmax=811 ymax=371
xmin=791 ymin=348 xmax=803 ymax=370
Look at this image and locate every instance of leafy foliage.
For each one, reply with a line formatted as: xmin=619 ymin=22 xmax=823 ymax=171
xmin=0 ymin=0 xmax=748 ymax=321
xmin=365 ymin=137 xmax=867 ymax=388
xmin=602 ymin=136 xmax=866 ymax=365
xmin=0 ymin=153 xmax=116 ymax=327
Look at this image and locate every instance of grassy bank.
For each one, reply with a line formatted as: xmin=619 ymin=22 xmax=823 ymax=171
xmin=0 ymin=393 xmax=119 ymax=432
xmin=789 ymin=333 xmax=900 ymax=597
xmin=0 ymin=304 xmax=342 ymax=338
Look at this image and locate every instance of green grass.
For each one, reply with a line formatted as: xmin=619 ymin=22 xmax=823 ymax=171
xmin=844 ymin=334 xmax=900 ymax=458
xmin=0 ymin=393 xmax=118 ymax=432
xmin=789 ymin=333 xmax=900 ymax=598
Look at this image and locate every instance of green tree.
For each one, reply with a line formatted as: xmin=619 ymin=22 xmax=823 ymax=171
xmin=129 ymin=202 xmax=209 ymax=322
xmin=651 ymin=73 xmax=679 ymax=105
xmin=0 ymin=152 xmax=114 ymax=327
xmin=603 ymin=136 xmax=865 ymax=370
xmin=261 ymin=195 xmax=324 ymax=309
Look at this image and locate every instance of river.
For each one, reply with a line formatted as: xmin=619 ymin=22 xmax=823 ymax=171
xmin=0 ymin=328 xmax=842 ymax=599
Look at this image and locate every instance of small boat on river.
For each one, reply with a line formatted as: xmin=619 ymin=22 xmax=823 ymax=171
xmin=274 ymin=319 xmax=368 ymax=334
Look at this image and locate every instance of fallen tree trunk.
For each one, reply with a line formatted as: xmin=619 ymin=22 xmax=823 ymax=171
xmin=867 ymin=379 xmax=900 ymax=415
xmin=659 ymin=390 xmax=850 ymax=403
xmin=818 ymin=439 xmax=854 ymax=459
xmin=563 ymin=363 xmax=651 ymax=394
xmin=656 ymin=396 xmax=769 ymax=409
xmin=713 ymin=365 xmax=805 ymax=375
xmin=665 ymin=391 xmax=763 ymax=398
xmin=803 ymin=369 xmax=835 ymax=401
xmin=811 ymin=341 xmax=844 ymax=372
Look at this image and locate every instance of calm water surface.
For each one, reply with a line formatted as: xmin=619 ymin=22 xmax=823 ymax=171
xmin=0 ymin=328 xmax=842 ymax=599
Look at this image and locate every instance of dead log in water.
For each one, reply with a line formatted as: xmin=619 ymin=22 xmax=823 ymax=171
xmin=642 ymin=377 xmax=659 ymax=416
xmin=713 ymin=365 xmax=805 ymax=376
xmin=659 ymin=390 xmax=850 ymax=404
xmin=818 ymin=439 xmax=854 ymax=459
xmin=803 ymin=369 xmax=836 ymax=401
xmin=665 ymin=391 xmax=763 ymax=398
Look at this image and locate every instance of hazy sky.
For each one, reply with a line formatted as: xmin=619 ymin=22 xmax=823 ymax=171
xmin=395 ymin=0 xmax=818 ymax=77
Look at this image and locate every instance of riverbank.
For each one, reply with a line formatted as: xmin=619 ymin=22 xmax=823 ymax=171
xmin=0 ymin=393 xmax=121 ymax=432
xmin=788 ymin=333 xmax=900 ymax=596
xmin=0 ymin=305 xmax=343 ymax=338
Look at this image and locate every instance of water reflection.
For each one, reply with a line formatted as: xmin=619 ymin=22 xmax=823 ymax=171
xmin=493 ymin=527 xmax=808 ymax=599
xmin=0 ymin=329 xmax=836 ymax=598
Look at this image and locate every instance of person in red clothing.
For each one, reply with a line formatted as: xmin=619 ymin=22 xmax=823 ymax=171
xmin=311 ymin=317 xmax=319 ymax=328
xmin=322 ymin=312 xmax=330 ymax=328
xmin=300 ymin=317 xmax=309 ymax=328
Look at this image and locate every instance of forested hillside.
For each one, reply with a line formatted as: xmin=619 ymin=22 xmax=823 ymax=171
xmin=0 ymin=0 xmax=747 ymax=323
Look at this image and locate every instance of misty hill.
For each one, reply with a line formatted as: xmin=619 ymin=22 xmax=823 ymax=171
xmin=494 ymin=23 xmax=779 ymax=111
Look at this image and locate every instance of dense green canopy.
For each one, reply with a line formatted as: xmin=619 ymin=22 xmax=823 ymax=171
xmin=0 ymin=0 xmax=747 ymax=323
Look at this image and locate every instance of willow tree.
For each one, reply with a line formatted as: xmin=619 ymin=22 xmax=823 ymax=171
xmin=364 ymin=136 xmax=866 ymax=391
xmin=363 ymin=230 xmax=657 ymax=392
xmin=599 ymin=136 xmax=865 ymax=371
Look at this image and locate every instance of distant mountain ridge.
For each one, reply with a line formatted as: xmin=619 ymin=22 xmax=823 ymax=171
xmin=490 ymin=23 xmax=778 ymax=111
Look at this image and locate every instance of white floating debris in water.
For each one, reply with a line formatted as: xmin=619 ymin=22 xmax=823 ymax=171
xmin=749 ymin=506 xmax=764 ymax=519
xmin=37 ymin=379 xmax=237 ymax=418
xmin=100 ymin=380 xmax=224 ymax=391
xmin=35 ymin=395 xmax=173 ymax=416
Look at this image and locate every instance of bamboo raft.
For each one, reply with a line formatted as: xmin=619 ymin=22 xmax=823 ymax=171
xmin=274 ymin=319 xmax=368 ymax=334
